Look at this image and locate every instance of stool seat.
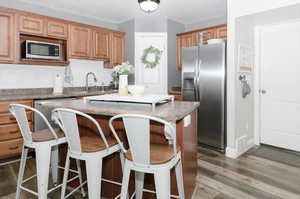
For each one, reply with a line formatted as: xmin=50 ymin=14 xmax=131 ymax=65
xmin=125 ymin=143 xmax=180 ymax=165
xmin=81 ymin=135 xmax=118 ymax=153
xmin=32 ymin=128 xmax=65 ymax=142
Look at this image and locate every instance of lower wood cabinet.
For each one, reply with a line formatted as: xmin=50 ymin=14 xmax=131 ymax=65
xmin=0 ymin=100 xmax=33 ymax=160
xmin=0 ymin=138 xmax=23 ymax=159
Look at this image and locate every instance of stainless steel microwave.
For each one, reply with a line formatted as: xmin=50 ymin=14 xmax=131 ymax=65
xmin=21 ymin=40 xmax=61 ymax=60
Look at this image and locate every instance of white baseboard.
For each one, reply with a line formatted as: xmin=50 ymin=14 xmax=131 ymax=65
xmin=225 ymin=147 xmax=238 ymax=159
xmin=226 ymin=137 xmax=255 ymax=159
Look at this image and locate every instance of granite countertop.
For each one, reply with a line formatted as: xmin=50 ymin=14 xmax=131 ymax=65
xmin=42 ymin=99 xmax=200 ymax=122
xmin=0 ymin=87 xmax=117 ymax=101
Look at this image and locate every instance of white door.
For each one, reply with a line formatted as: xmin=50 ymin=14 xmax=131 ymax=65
xmin=135 ymin=32 xmax=168 ymax=94
xmin=260 ymin=21 xmax=300 ymax=152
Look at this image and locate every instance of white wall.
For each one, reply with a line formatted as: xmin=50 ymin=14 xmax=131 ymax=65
xmin=167 ymin=19 xmax=185 ymax=91
xmin=0 ymin=59 xmax=113 ymax=89
xmin=226 ymin=0 xmax=300 ymax=158
xmin=119 ymin=19 xmax=135 ymax=84
xmin=185 ymin=16 xmax=227 ymax=31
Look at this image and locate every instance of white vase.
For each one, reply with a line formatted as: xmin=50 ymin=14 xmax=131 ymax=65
xmin=118 ymin=74 xmax=128 ymax=96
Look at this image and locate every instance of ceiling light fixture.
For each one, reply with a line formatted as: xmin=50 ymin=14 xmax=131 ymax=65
xmin=138 ymin=0 xmax=160 ymax=13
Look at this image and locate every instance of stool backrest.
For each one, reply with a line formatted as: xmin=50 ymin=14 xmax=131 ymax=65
xmin=109 ymin=114 xmax=177 ymax=167
xmin=52 ymin=108 xmax=109 ymax=154
xmin=9 ymin=104 xmax=57 ymax=144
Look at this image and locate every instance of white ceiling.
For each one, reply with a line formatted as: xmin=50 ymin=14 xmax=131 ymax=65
xmin=17 ymin=0 xmax=227 ymax=25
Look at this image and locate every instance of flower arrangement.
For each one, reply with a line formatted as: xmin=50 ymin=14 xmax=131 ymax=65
xmin=114 ymin=61 xmax=134 ymax=75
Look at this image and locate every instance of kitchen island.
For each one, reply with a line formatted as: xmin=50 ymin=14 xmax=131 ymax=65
xmin=43 ymin=99 xmax=199 ymax=199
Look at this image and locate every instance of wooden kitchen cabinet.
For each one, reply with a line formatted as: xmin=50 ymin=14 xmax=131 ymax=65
xmin=176 ymin=32 xmax=198 ymax=68
xmin=92 ymin=28 xmax=110 ymax=60
xmin=19 ymin=13 xmax=45 ymax=35
xmin=106 ymin=32 xmax=125 ymax=68
xmin=0 ymin=100 xmax=33 ymax=160
xmin=0 ymin=9 xmax=15 ymax=63
xmin=47 ymin=19 xmax=68 ymax=39
xmin=201 ymin=28 xmax=217 ymax=44
xmin=177 ymin=24 xmax=227 ymax=68
xmin=216 ymin=25 xmax=227 ymax=40
xmin=69 ymin=24 xmax=92 ymax=59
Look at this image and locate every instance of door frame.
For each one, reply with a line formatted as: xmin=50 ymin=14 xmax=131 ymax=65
xmin=134 ymin=32 xmax=168 ymax=94
xmin=254 ymin=19 xmax=300 ymax=146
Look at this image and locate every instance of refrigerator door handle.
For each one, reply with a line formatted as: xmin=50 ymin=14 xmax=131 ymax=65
xmin=197 ymin=59 xmax=202 ymax=101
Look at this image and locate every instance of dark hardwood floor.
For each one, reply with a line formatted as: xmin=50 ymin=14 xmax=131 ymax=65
xmin=193 ymin=145 xmax=300 ymax=199
xmin=0 ymin=145 xmax=299 ymax=199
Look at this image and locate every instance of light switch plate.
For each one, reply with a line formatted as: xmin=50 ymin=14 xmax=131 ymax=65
xmin=184 ymin=115 xmax=191 ymax=127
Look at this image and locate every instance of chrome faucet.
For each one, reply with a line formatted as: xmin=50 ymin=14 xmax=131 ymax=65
xmin=85 ymin=72 xmax=98 ymax=92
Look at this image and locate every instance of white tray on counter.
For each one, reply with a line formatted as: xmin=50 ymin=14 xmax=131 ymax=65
xmin=84 ymin=94 xmax=174 ymax=109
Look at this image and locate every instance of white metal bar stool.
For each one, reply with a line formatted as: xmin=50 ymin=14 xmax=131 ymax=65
xmin=109 ymin=114 xmax=185 ymax=199
xmin=9 ymin=104 xmax=86 ymax=199
xmin=52 ymin=108 xmax=124 ymax=199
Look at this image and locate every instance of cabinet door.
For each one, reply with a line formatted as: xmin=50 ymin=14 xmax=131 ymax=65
xmin=0 ymin=11 xmax=14 ymax=63
xmin=108 ymin=32 xmax=125 ymax=67
xmin=69 ymin=25 xmax=91 ymax=59
xmin=177 ymin=33 xmax=198 ymax=68
xmin=216 ymin=25 xmax=227 ymax=40
xmin=19 ymin=14 xmax=45 ymax=35
xmin=201 ymin=29 xmax=217 ymax=44
xmin=47 ymin=19 xmax=68 ymax=39
xmin=176 ymin=36 xmax=182 ymax=69
xmin=181 ymin=33 xmax=198 ymax=47
xmin=92 ymin=29 xmax=110 ymax=60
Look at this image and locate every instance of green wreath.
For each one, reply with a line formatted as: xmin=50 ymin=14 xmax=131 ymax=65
xmin=141 ymin=46 xmax=162 ymax=69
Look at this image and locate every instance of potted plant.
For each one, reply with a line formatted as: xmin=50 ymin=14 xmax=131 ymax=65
xmin=114 ymin=61 xmax=134 ymax=96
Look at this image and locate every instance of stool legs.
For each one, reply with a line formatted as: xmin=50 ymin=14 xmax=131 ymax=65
xmin=86 ymin=157 xmax=103 ymax=199
xmin=135 ymin=171 xmax=144 ymax=199
xmin=175 ymin=160 xmax=185 ymax=199
xmin=35 ymin=144 xmax=51 ymax=199
xmin=75 ymin=159 xmax=86 ymax=197
xmin=61 ymin=152 xmax=70 ymax=199
xmin=154 ymin=169 xmax=170 ymax=199
xmin=120 ymin=161 xmax=131 ymax=199
xmin=15 ymin=146 xmax=29 ymax=199
xmin=51 ymin=145 xmax=59 ymax=186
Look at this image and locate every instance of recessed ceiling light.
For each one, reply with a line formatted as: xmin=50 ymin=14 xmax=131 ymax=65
xmin=138 ymin=0 xmax=160 ymax=13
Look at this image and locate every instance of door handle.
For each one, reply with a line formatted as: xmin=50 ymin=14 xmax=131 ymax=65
xmin=260 ymin=89 xmax=267 ymax=94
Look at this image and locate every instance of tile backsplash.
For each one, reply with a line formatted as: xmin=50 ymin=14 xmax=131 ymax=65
xmin=0 ymin=59 xmax=113 ymax=89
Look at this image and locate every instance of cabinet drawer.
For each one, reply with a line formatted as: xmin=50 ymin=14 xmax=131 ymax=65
xmin=0 ymin=122 xmax=32 ymax=141
xmin=0 ymin=112 xmax=32 ymax=125
xmin=0 ymin=100 xmax=33 ymax=113
xmin=0 ymin=138 xmax=23 ymax=159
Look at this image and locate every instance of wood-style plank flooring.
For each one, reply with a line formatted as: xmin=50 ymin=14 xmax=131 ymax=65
xmin=0 ymin=145 xmax=299 ymax=199
xmin=192 ymin=145 xmax=300 ymax=199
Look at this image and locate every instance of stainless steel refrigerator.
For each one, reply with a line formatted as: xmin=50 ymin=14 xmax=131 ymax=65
xmin=182 ymin=42 xmax=226 ymax=152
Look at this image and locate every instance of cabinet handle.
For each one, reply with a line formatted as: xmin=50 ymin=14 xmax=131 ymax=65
xmin=9 ymin=146 xmax=18 ymax=150
xmin=9 ymin=116 xmax=16 ymax=121
xmin=9 ymin=130 xmax=18 ymax=134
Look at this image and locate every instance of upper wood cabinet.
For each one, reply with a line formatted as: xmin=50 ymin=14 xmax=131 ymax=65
xmin=69 ymin=25 xmax=91 ymax=59
xmin=19 ymin=14 xmax=45 ymax=35
xmin=47 ymin=20 xmax=68 ymax=39
xmin=107 ymin=32 xmax=125 ymax=68
xmin=216 ymin=26 xmax=227 ymax=40
xmin=201 ymin=28 xmax=217 ymax=44
xmin=176 ymin=32 xmax=198 ymax=68
xmin=0 ymin=10 xmax=15 ymax=63
xmin=176 ymin=24 xmax=227 ymax=68
xmin=92 ymin=29 xmax=110 ymax=60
